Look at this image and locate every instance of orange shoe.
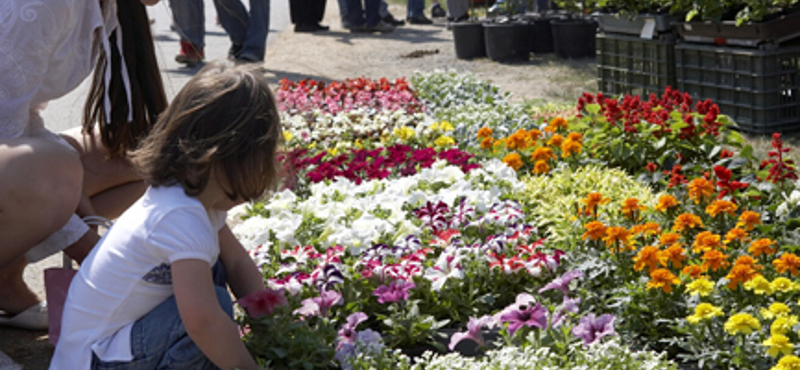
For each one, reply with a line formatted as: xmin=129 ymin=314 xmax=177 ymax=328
xmin=175 ymin=40 xmax=204 ymax=66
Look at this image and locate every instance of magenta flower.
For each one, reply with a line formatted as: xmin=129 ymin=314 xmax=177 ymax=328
xmin=448 ymin=315 xmax=493 ymax=351
xmin=572 ymin=313 xmax=616 ymax=346
xmin=538 ymin=269 xmax=584 ymax=297
xmin=551 ymin=296 xmax=581 ymax=328
xmin=499 ymin=300 xmax=548 ymax=337
xmin=236 ymin=288 xmax=288 ymax=318
xmin=338 ymin=312 xmax=368 ymax=345
xmin=293 ymin=290 xmax=343 ymax=318
xmin=373 ymin=280 xmax=415 ymax=304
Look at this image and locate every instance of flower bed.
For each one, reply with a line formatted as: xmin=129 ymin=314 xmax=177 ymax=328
xmin=230 ymin=73 xmax=800 ymax=370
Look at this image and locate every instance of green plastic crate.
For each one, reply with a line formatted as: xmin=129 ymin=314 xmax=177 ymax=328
xmin=596 ymin=33 xmax=677 ymax=98
xmin=675 ymin=42 xmax=800 ymax=134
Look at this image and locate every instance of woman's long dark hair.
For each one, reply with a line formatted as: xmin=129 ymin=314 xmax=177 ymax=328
xmin=83 ymin=0 xmax=168 ymax=158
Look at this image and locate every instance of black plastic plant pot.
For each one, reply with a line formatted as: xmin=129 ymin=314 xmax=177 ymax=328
xmin=551 ymin=18 xmax=598 ymax=59
xmin=452 ymin=22 xmax=487 ymax=59
xmin=528 ymin=17 xmax=554 ymax=54
xmin=484 ymin=21 xmax=530 ymax=62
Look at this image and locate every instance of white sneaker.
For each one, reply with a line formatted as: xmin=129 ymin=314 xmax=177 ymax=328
xmin=0 ymin=350 xmax=22 ymax=370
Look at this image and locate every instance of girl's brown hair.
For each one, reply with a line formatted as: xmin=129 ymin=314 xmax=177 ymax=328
xmin=128 ymin=60 xmax=284 ymax=202
xmin=83 ymin=0 xmax=168 ymax=158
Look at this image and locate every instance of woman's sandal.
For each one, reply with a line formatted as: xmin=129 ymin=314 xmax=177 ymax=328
xmin=0 ymin=302 xmax=48 ymax=330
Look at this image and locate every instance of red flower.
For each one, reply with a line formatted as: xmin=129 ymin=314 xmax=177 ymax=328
xmin=646 ymin=162 xmax=658 ymax=173
xmin=237 ymin=288 xmax=288 ymax=318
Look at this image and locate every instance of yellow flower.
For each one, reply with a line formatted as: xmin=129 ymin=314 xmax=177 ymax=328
xmin=502 ymin=153 xmax=524 ymax=171
xmin=771 ymin=315 xmax=799 ymax=336
xmin=532 ymin=160 xmax=550 ymax=175
xmin=434 ymin=135 xmax=455 ymax=147
xmin=531 ymin=147 xmax=556 ymax=162
xmin=763 ymin=334 xmax=793 ymax=357
xmin=354 ymin=140 xmax=361 ymax=149
xmin=773 ymin=354 xmax=800 ymax=370
xmin=655 ymin=195 xmax=679 ymax=212
xmin=724 ymin=227 xmax=750 ymax=245
xmin=646 ymin=268 xmax=680 ymax=293
xmin=309 ymin=141 xmax=318 ymax=149
xmin=283 ymin=130 xmax=294 ymax=142
xmin=737 ymin=211 xmax=762 ymax=231
xmin=547 ymin=134 xmax=564 ymax=147
xmin=621 ymin=198 xmax=646 ymax=220
xmin=686 ymin=278 xmax=714 ymax=297
xmin=440 ymin=121 xmax=454 ymax=131
xmin=706 ymin=199 xmax=738 ymax=217
xmin=687 ymin=303 xmax=723 ymax=324
xmin=772 ymin=277 xmax=799 ymax=293
xmin=724 ymin=313 xmax=761 ymax=335
xmin=394 ymin=126 xmax=416 ymax=141
xmin=688 ymin=178 xmax=715 ymax=204
xmin=634 ymin=246 xmax=664 ymax=273
xmin=749 ymin=238 xmax=777 ymax=257
xmin=761 ymin=303 xmax=792 ymax=320
xmin=744 ymin=275 xmax=774 ymax=295
xmin=672 ymin=213 xmax=704 ymax=233
xmin=477 ymin=127 xmax=494 ymax=139
xmin=775 ymin=253 xmax=800 ymax=276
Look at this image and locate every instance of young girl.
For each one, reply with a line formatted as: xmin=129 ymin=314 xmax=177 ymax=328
xmin=50 ymin=60 xmax=283 ymax=370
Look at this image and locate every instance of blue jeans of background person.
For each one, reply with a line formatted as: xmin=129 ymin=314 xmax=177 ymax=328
xmin=91 ymin=264 xmax=231 ymax=370
xmin=407 ymin=0 xmax=424 ymax=18
xmin=346 ymin=0 xmax=381 ymax=26
xmin=170 ymin=0 xmax=205 ymax=48
xmin=213 ymin=0 xmax=270 ymax=61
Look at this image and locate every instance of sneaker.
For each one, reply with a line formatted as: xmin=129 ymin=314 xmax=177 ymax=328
xmin=431 ymin=3 xmax=446 ymax=18
xmin=382 ymin=14 xmax=406 ymax=26
xmin=407 ymin=15 xmax=433 ymax=25
xmin=313 ymin=23 xmax=330 ymax=31
xmin=175 ymin=40 xmax=204 ymax=66
xmin=366 ymin=20 xmax=395 ymax=33
xmin=349 ymin=23 xmax=369 ymax=33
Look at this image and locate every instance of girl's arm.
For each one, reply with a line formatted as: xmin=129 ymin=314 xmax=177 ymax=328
xmin=219 ymin=225 xmax=265 ymax=299
xmin=172 ymin=259 xmax=259 ymax=370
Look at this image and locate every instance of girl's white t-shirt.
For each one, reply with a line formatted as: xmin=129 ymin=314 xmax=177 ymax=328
xmin=50 ymin=185 xmax=228 ymax=370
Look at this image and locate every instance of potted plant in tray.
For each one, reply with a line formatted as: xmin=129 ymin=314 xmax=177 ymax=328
xmin=550 ymin=0 xmax=601 ymax=58
xmin=596 ymin=0 xmax=676 ymax=38
xmin=483 ymin=0 xmax=532 ymax=62
xmin=452 ymin=0 xmax=489 ymax=59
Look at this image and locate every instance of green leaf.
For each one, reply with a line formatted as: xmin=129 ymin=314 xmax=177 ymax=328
xmin=740 ymin=145 xmax=754 ymax=159
xmin=686 ymin=9 xmax=698 ymax=21
xmin=585 ymin=103 xmax=602 ymax=116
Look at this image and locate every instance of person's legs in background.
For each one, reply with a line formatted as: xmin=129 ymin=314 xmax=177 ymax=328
xmin=407 ymin=0 xmax=432 ymax=24
xmin=379 ymin=0 xmax=405 ymax=26
xmin=213 ymin=0 xmax=269 ymax=62
xmin=446 ymin=0 xmax=469 ymax=22
xmin=169 ymin=0 xmax=206 ymax=65
xmin=430 ymin=0 xmax=446 ymax=17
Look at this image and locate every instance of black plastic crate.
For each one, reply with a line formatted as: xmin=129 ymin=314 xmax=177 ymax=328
xmin=675 ymin=42 xmax=800 ymax=134
xmin=596 ymin=33 xmax=676 ymax=98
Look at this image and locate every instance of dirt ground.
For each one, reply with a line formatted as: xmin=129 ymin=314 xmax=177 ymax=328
xmin=0 ymin=2 xmax=596 ymax=369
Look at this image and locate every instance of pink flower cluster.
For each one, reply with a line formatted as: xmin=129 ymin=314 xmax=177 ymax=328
xmin=276 ymin=77 xmax=422 ymax=114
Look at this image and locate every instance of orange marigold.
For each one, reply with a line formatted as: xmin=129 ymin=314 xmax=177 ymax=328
xmin=726 ymin=264 xmax=760 ymax=289
xmin=567 ymin=132 xmax=584 ymax=142
xmin=631 ymin=222 xmax=662 ymax=237
xmin=673 ymin=213 xmax=704 ymax=233
xmin=724 ymin=228 xmax=750 ymax=245
xmin=682 ymin=264 xmax=708 ymax=279
xmin=582 ymin=192 xmax=610 ymax=217
xmin=706 ymin=200 xmax=738 ymax=218
xmin=655 ymin=195 xmax=679 ymax=212
xmin=660 ymin=232 xmax=682 ymax=246
xmin=480 ymin=137 xmax=494 ymax=150
xmin=662 ymin=244 xmax=687 ymax=269
xmin=531 ymin=147 xmax=556 ymax=162
xmin=621 ymin=198 xmax=647 ymax=220
xmin=774 ymin=253 xmax=800 ymax=276
xmin=545 ymin=116 xmax=568 ymax=133
xmin=692 ymin=231 xmax=722 ymax=254
xmin=528 ymin=129 xmax=543 ymax=142
xmin=506 ymin=129 xmax=529 ymax=150
xmin=502 ymin=153 xmax=524 ymax=171
xmin=582 ymin=221 xmax=607 ymax=241
xmin=634 ymin=246 xmax=664 ymax=273
xmin=748 ymin=238 xmax=777 ymax=257
xmin=737 ymin=211 xmax=762 ymax=231
xmin=701 ymin=249 xmax=731 ymax=271
xmin=603 ymin=226 xmax=632 ymax=251
xmin=561 ymin=139 xmax=582 ymax=158
xmin=547 ymin=134 xmax=564 ymax=147
xmin=532 ymin=160 xmax=550 ymax=175
xmin=688 ymin=178 xmax=715 ymax=204
xmin=646 ymin=268 xmax=681 ymax=293
xmin=477 ymin=127 xmax=494 ymax=139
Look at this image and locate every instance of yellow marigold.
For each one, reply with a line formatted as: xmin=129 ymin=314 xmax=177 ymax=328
xmin=481 ymin=137 xmax=494 ymax=150
xmin=773 ymin=355 xmax=800 ymax=370
xmin=283 ymin=130 xmax=294 ymax=142
xmin=582 ymin=192 xmax=610 ymax=217
xmin=545 ymin=116 xmax=568 ymax=132
xmin=725 ymin=264 xmax=760 ymax=289
xmin=749 ymin=238 xmax=777 ymax=257
xmin=706 ymin=199 xmax=738 ymax=217
xmin=394 ymin=126 xmax=416 ymax=141
xmin=567 ymin=132 xmax=583 ymax=142
xmin=502 ymin=153 xmax=524 ymax=171
xmin=532 ymin=160 xmax=550 ymax=175
xmin=685 ymin=277 xmax=715 ymax=297
xmin=434 ymin=135 xmax=455 ymax=147
xmin=477 ymin=127 xmax=494 ymax=139
xmin=772 ymin=277 xmax=799 ymax=293
xmin=687 ymin=303 xmax=723 ymax=324
xmin=634 ymin=246 xmax=664 ymax=273
xmin=531 ymin=147 xmax=556 ymax=162
xmin=724 ymin=227 xmax=750 ymax=245
xmin=682 ymin=264 xmax=708 ymax=279
xmin=771 ymin=315 xmax=799 ymax=336
xmin=761 ymin=303 xmax=791 ymax=320
xmin=655 ymin=195 xmax=679 ymax=212
xmin=506 ymin=129 xmax=529 ymax=150
xmin=701 ymin=249 xmax=730 ymax=271
xmin=561 ymin=138 xmax=582 ymax=158
xmin=737 ymin=211 xmax=762 ymax=231
xmin=774 ymin=253 xmax=800 ymax=276
xmin=440 ymin=121 xmax=454 ymax=131
xmin=527 ymin=129 xmax=543 ymax=142
xmin=688 ymin=178 xmax=716 ymax=204
xmin=582 ymin=221 xmax=606 ymax=241
xmin=603 ymin=226 xmax=632 ymax=251
xmin=763 ymin=334 xmax=793 ymax=358
xmin=659 ymin=232 xmax=681 ymax=246
xmin=646 ymin=268 xmax=680 ymax=293
xmin=744 ymin=275 xmax=774 ymax=295
xmin=724 ymin=313 xmax=761 ymax=335
xmin=692 ymin=231 xmax=723 ymax=254
xmin=621 ymin=198 xmax=647 ymax=220
xmin=673 ymin=213 xmax=704 ymax=233
xmin=547 ymin=134 xmax=564 ymax=147
xmin=662 ymin=244 xmax=687 ymax=269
